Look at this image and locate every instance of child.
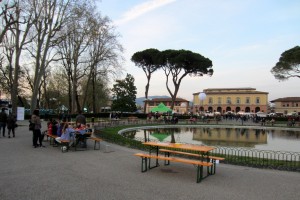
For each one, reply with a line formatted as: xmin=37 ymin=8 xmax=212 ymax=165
xmin=55 ymin=123 xmax=74 ymax=144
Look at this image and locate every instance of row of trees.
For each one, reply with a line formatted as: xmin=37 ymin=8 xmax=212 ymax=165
xmin=131 ymin=49 xmax=214 ymax=112
xmin=0 ymin=0 xmax=123 ymax=115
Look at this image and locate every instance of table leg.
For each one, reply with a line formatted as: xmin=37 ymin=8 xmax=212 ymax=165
xmin=148 ymin=146 xmax=159 ymax=169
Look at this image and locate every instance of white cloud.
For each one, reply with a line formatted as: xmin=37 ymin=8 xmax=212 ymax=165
xmin=115 ymin=0 xmax=176 ymax=25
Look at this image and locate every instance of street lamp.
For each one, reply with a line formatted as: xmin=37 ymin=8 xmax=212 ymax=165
xmin=199 ymin=92 xmax=206 ymax=113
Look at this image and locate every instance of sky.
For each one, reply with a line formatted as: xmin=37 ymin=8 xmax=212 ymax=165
xmin=97 ymin=0 xmax=300 ymax=102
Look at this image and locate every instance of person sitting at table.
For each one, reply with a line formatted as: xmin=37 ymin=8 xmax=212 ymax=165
xmin=55 ymin=123 xmax=75 ymax=144
xmin=74 ymin=123 xmax=88 ymax=147
xmin=75 ymin=110 xmax=86 ymax=126
xmin=85 ymin=124 xmax=92 ymax=133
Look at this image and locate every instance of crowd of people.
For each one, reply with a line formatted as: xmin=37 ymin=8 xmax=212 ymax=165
xmin=32 ymin=109 xmax=91 ymax=149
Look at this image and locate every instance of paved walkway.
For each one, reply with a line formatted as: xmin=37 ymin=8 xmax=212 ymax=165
xmin=0 ymin=120 xmax=299 ymax=200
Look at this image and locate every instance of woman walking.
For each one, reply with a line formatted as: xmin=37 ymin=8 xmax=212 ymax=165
xmin=31 ymin=109 xmax=44 ymax=148
xmin=7 ymin=113 xmax=17 ymax=138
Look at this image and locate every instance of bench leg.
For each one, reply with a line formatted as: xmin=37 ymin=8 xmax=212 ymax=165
xmin=141 ymin=157 xmax=148 ymax=172
xmin=94 ymin=140 xmax=100 ymax=150
xmin=147 ymin=157 xmax=160 ymax=170
xmin=50 ymin=137 xmax=57 ymax=147
xmin=196 ymin=165 xmax=204 ymax=183
xmin=163 ymin=152 xmax=170 ymax=165
xmin=211 ymin=160 xmax=216 ymax=175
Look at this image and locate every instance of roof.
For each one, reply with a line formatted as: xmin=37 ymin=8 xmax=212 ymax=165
xmin=270 ymin=97 xmax=300 ymax=102
xmin=144 ymin=98 xmax=189 ymax=102
xmin=193 ymin=87 xmax=269 ymax=95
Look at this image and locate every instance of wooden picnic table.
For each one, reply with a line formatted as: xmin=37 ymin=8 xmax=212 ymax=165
xmin=135 ymin=142 xmax=219 ymax=183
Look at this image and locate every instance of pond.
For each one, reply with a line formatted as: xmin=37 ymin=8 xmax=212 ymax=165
xmin=120 ymin=126 xmax=300 ymax=152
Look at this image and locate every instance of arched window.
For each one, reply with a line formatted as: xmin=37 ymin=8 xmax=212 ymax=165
xmin=226 ymin=97 xmax=231 ymax=104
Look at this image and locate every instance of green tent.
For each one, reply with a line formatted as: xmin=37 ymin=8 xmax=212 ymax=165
xmin=150 ymin=103 xmax=172 ymax=113
xmin=151 ymin=133 xmax=170 ymax=142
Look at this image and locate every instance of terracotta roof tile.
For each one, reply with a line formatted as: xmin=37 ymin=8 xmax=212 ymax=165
xmin=270 ymin=97 xmax=300 ymax=102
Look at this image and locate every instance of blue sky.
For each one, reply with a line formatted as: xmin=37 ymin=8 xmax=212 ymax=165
xmin=98 ymin=0 xmax=300 ymax=101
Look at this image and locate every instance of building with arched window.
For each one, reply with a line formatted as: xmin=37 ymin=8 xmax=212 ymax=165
xmin=192 ymin=88 xmax=268 ymax=114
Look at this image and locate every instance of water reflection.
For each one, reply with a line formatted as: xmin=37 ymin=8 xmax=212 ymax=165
xmin=121 ymin=127 xmax=300 ymax=152
xmin=192 ymin=128 xmax=267 ymax=148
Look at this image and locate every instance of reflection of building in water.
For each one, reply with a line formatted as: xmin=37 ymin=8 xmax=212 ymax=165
xmin=192 ymin=128 xmax=267 ymax=147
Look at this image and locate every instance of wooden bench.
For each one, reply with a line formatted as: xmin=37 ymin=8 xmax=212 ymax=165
xmin=46 ymin=132 xmax=71 ymax=152
xmin=134 ymin=153 xmax=213 ymax=183
xmin=87 ymin=137 xmax=103 ymax=150
xmin=46 ymin=133 xmax=58 ymax=146
xmin=159 ymin=149 xmax=225 ymax=175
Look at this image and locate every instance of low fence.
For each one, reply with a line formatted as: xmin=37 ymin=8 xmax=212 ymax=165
xmin=211 ymin=147 xmax=300 ymax=171
xmin=95 ymin=129 xmax=300 ymax=172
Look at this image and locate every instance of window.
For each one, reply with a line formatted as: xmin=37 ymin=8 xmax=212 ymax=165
xmin=256 ymin=97 xmax=260 ymax=104
xmin=236 ymin=97 xmax=240 ymax=104
xmin=209 ymin=97 xmax=213 ymax=104
xmin=218 ymin=97 xmax=221 ymax=104
xmin=226 ymin=97 xmax=231 ymax=104
xmin=296 ymin=103 xmax=299 ymax=107
xmin=246 ymin=97 xmax=250 ymax=104
xmin=287 ymin=104 xmax=289 ymax=107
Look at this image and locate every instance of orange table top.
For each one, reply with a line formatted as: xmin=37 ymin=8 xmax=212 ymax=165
xmin=142 ymin=142 xmax=215 ymax=153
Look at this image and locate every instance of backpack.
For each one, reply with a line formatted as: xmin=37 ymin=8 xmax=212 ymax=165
xmin=29 ymin=121 xmax=35 ymax=131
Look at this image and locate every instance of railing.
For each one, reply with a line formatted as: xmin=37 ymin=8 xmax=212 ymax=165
xmin=211 ymin=147 xmax=300 ymax=171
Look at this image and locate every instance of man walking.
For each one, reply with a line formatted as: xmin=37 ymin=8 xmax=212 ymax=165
xmin=0 ymin=108 xmax=8 ymax=137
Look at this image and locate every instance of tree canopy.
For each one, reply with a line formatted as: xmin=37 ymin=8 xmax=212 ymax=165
xmin=271 ymin=46 xmax=300 ymax=81
xmin=131 ymin=48 xmax=160 ymax=112
xmin=111 ymin=74 xmax=137 ymax=112
xmin=158 ymin=49 xmax=213 ymax=109
xmin=0 ymin=0 xmax=123 ymax=114
xmin=131 ymin=48 xmax=213 ymax=111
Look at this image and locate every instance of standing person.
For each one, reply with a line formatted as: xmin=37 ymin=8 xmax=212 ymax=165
xmin=0 ymin=108 xmax=8 ymax=137
xmin=31 ymin=109 xmax=44 ymax=148
xmin=7 ymin=113 xmax=17 ymax=138
xmin=75 ymin=110 xmax=86 ymax=127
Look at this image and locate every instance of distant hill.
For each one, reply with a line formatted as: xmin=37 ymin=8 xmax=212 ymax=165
xmin=136 ymin=95 xmax=170 ymax=106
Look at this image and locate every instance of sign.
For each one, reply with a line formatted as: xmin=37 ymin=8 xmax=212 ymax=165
xmin=17 ymin=107 xmax=25 ymax=120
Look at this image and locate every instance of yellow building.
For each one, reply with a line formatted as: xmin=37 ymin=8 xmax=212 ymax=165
xmin=270 ymin=97 xmax=300 ymax=115
xmin=192 ymin=88 xmax=268 ymax=114
xmin=144 ymin=98 xmax=189 ymax=114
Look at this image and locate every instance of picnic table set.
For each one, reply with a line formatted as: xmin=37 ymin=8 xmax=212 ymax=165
xmin=134 ymin=141 xmax=224 ymax=183
xmin=46 ymin=122 xmax=102 ymax=152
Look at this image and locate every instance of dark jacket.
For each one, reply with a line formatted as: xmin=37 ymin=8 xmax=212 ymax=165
xmin=0 ymin=110 xmax=7 ymax=123
xmin=7 ymin=114 xmax=16 ymax=129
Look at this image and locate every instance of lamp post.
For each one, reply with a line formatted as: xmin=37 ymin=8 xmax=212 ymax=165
xmin=199 ymin=92 xmax=206 ymax=114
